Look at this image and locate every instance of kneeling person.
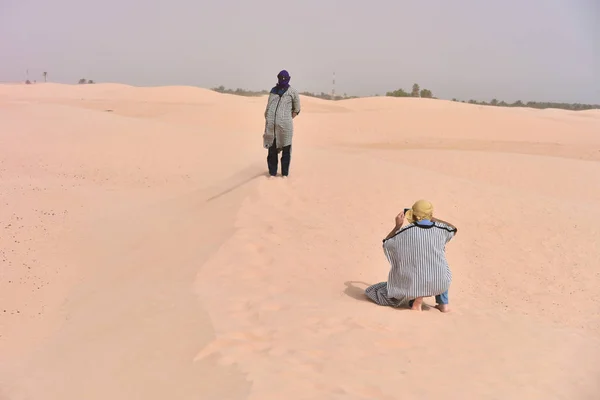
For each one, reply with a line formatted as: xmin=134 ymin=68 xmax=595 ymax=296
xmin=365 ymin=200 xmax=457 ymax=312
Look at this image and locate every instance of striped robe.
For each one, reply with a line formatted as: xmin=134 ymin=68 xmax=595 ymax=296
xmin=365 ymin=222 xmax=457 ymax=307
xmin=263 ymin=86 xmax=301 ymax=149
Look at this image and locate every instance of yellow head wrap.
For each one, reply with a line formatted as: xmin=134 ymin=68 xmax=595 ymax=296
xmin=405 ymin=199 xmax=434 ymax=224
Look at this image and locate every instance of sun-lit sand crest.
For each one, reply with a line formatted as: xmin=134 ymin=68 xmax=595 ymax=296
xmin=1 ymin=83 xmax=599 ymax=399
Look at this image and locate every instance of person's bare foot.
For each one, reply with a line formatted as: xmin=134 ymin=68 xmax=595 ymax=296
xmin=435 ymin=304 xmax=450 ymax=313
xmin=411 ymin=297 xmax=424 ymax=311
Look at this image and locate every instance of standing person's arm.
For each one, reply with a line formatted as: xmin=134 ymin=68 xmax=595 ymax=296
xmin=264 ymin=96 xmax=269 ymax=119
xmin=264 ymin=93 xmax=273 ymax=119
xmin=291 ymin=90 xmax=301 ymax=118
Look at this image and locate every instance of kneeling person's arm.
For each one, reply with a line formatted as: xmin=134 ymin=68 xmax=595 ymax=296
xmin=432 ymin=217 xmax=457 ymax=232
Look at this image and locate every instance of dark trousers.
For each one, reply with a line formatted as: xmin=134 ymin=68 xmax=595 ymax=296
xmin=267 ymin=137 xmax=291 ymax=176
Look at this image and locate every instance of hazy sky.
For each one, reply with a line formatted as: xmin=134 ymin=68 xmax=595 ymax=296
xmin=1 ymin=0 xmax=598 ymax=103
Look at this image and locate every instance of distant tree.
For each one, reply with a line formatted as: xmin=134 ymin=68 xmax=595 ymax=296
xmin=78 ymin=78 xmax=87 ymax=84
xmin=43 ymin=72 xmax=47 ymax=82
xmin=452 ymin=98 xmax=458 ymax=102
xmin=386 ymin=88 xmax=410 ymax=97
xmin=411 ymin=83 xmax=420 ymax=97
xmin=25 ymin=80 xmax=31 ymax=84
xmin=87 ymin=80 xmax=95 ymax=84
xmin=512 ymin=100 xmax=524 ymax=107
xmin=490 ymin=98 xmax=498 ymax=106
xmin=419 ymin=88 xmax=433 ymax=98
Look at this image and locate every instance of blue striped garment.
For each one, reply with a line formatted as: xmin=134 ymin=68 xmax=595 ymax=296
xmin=365 ymin=221 xmax=456 ymax=307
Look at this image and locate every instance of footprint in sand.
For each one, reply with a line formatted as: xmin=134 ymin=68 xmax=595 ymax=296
xmin=259 ymin=179 xmax=297 ymax=210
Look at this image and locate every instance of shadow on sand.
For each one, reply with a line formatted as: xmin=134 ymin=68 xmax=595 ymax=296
xmin=343 ymin=281 xmax=373 ymax=303
xmin=344 ymin=281 xmax=434 ymax=311
xmin=206 ymin=171 xmax=268 ymax=202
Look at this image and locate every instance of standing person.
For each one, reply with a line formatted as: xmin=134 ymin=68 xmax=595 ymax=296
xmin=365 ymin=200 xmax=458 ymax=312
xmin=263 ymin=70 xmax=301 ymax=178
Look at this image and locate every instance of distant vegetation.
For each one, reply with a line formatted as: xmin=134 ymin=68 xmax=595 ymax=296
xmin=449 ymin=98 xmax=599 ymax=111
xmin=212 ymin=85 xmax=358 ymax=100
xmin=386 ymin=83 xmax=435 ymax=99
xmin=211 ymin=86 xmax=268 ymax=96
xmin=299 ymin=92 xmax=359 ymax=101
xmin=78 ymin=78 xmax=95 ymax=84
xmin=204 ymin=84 xmax=599 ymax=112
xmin=386 ymin=83 xmax=599 ymax=111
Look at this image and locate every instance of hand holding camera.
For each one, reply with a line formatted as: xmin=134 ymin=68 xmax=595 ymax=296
xmin=395 ymin=208 xmax=410 ymax=228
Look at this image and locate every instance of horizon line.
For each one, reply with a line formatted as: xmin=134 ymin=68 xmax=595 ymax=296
xmin=2 ymin=80 xmax=599 ymax=107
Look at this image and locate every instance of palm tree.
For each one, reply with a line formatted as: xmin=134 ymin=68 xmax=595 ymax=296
xmin=411 ymin=83 xmax=420 ymax=97
xmin=43 ymin=72 xmax=47 ymax=82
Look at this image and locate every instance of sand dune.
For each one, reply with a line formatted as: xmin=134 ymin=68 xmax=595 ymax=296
xmin=1 ymin=83 xmax=599 ymax=399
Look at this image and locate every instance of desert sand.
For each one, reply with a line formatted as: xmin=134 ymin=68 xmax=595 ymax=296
xmin=1 ymin=83 xmax=599 ymax=399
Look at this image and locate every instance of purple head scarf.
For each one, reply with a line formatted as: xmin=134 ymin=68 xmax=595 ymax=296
xmin=276 ymin=70 xmax=291 ymax=89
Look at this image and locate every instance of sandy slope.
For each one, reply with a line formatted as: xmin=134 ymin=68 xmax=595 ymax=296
xmin=1 ymin=83 xmax=599 ymax=399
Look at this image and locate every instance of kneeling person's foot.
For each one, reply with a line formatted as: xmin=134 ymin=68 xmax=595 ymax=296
xmin=410 ymin=297 xmax=424 ymax=311
xmin=435 ymin=304 xmax=450 ymax=313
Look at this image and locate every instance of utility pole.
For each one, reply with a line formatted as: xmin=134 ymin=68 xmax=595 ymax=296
xmin=331 ymin=71 xmax=335 ymax=100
